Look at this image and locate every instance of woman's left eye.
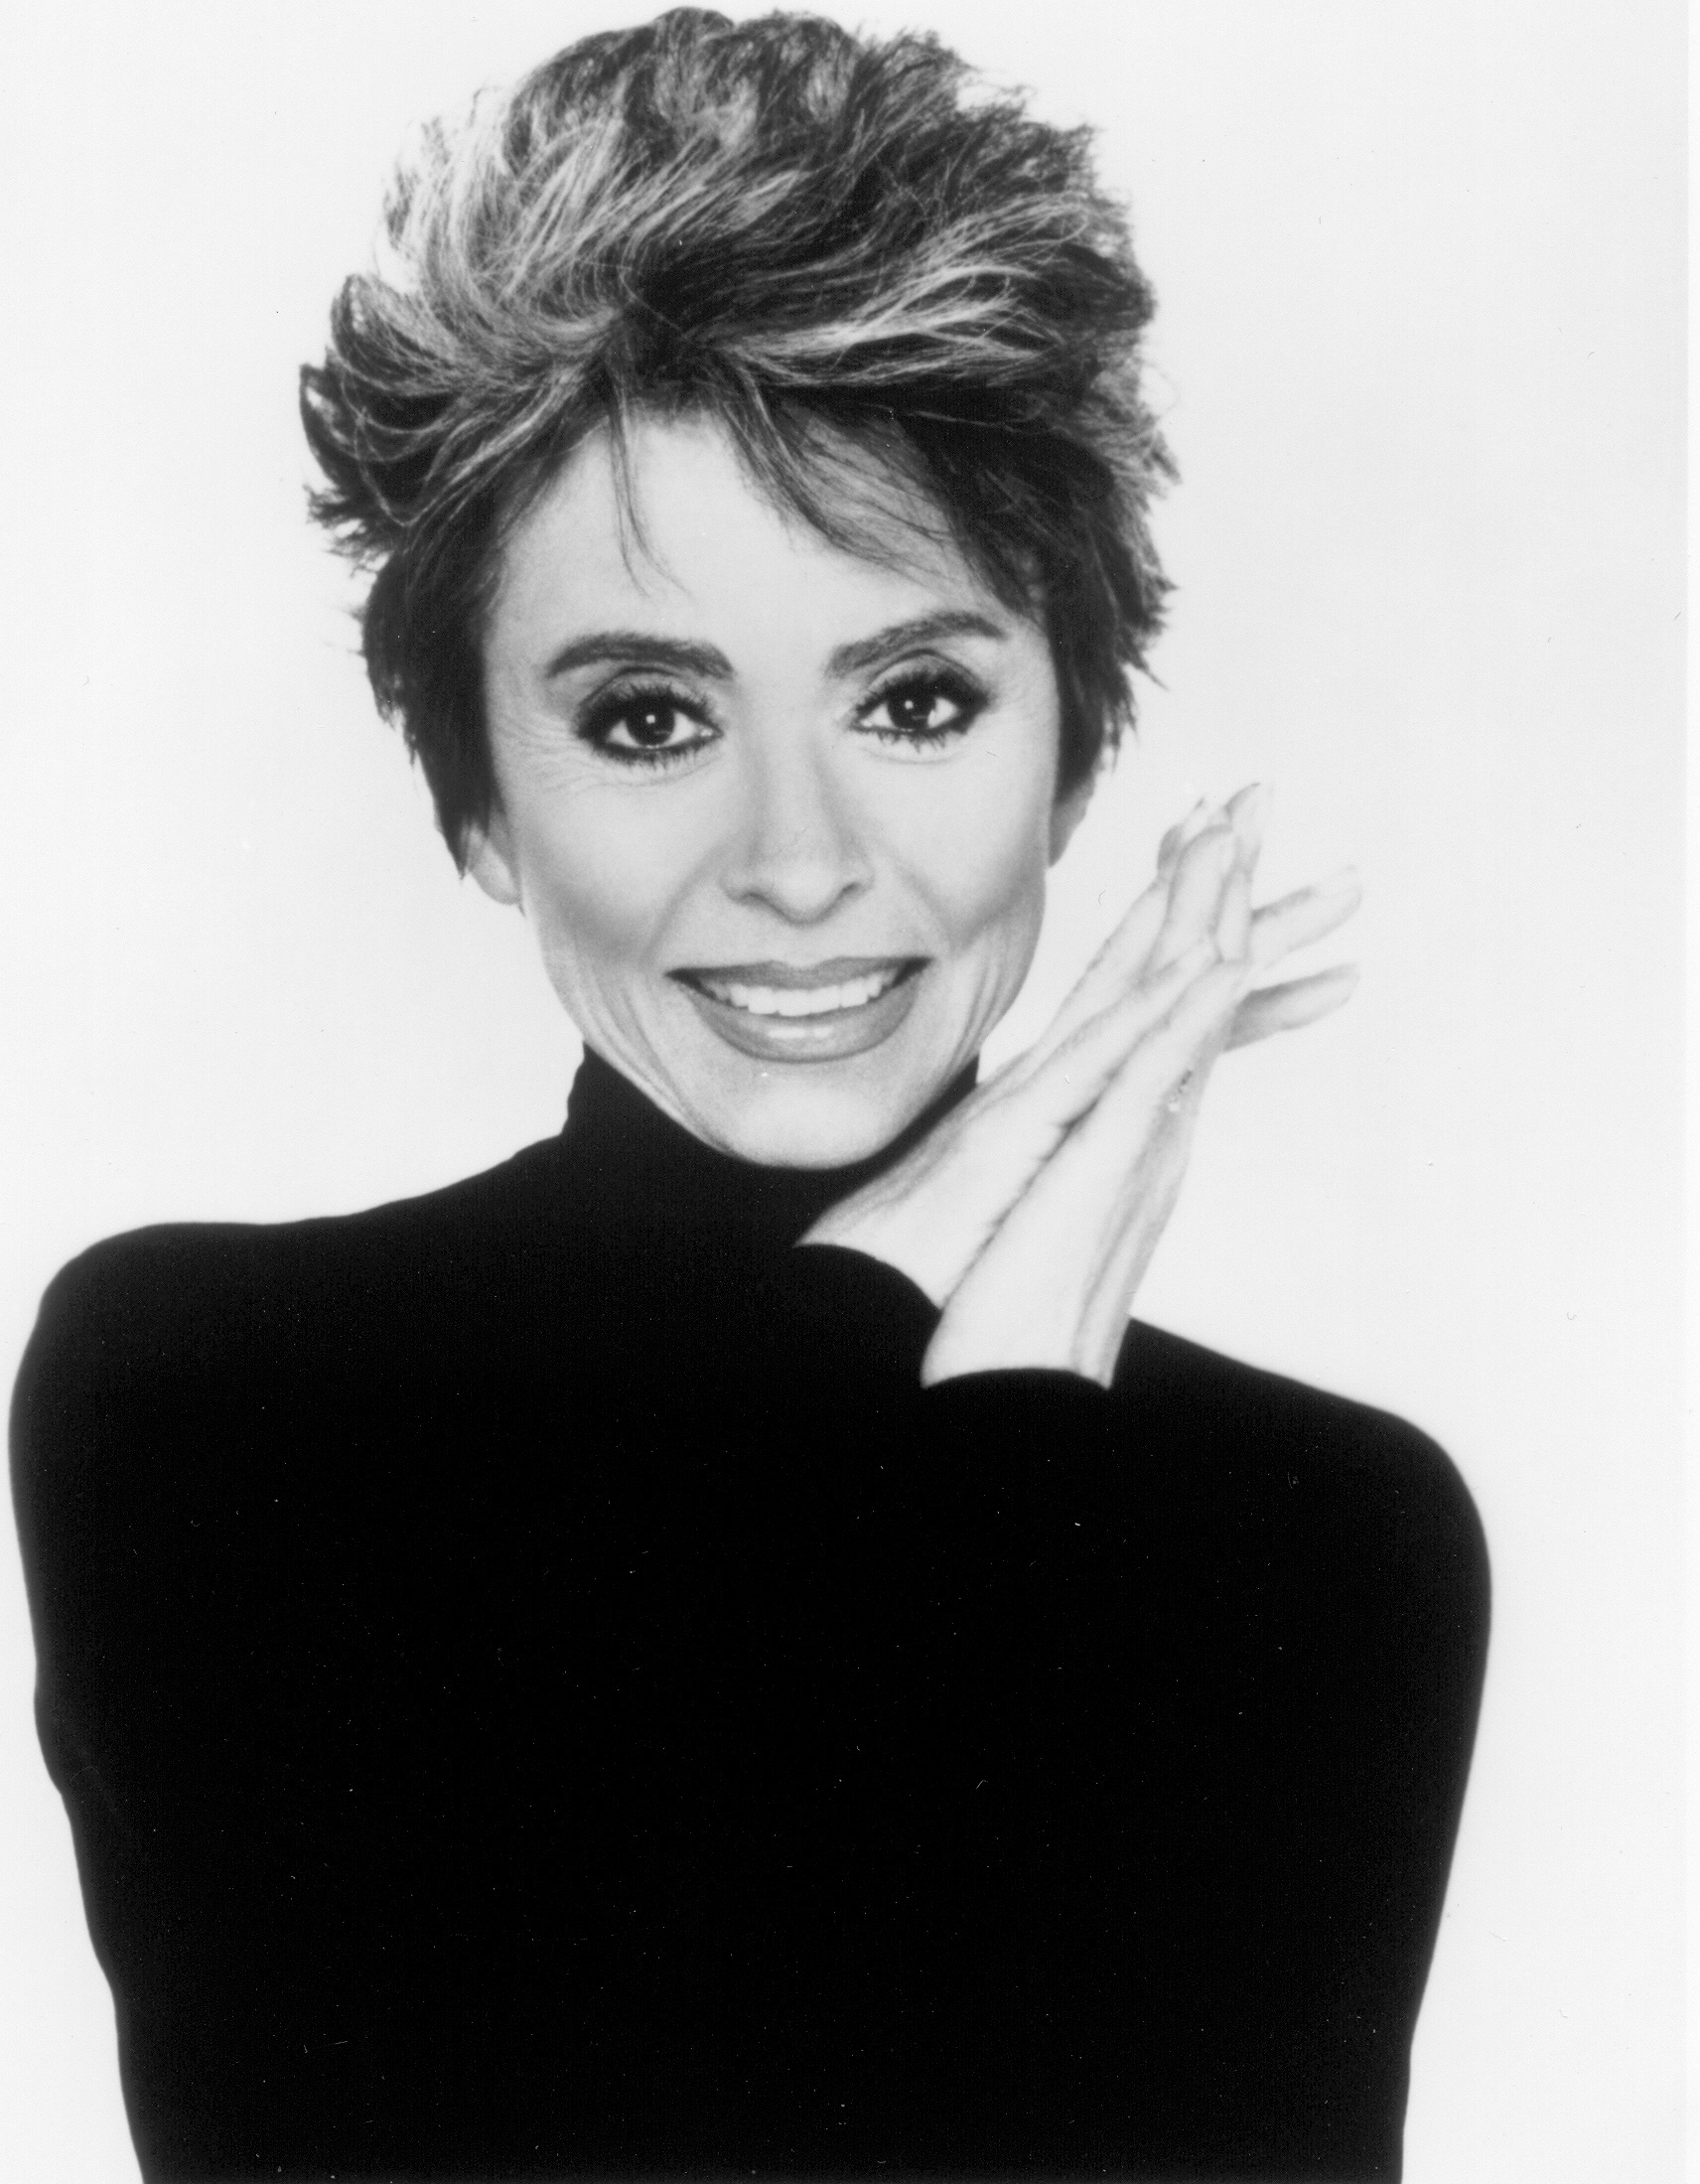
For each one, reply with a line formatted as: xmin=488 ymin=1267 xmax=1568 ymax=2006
xmin=857 ymin=672 xmax=984 ymax=747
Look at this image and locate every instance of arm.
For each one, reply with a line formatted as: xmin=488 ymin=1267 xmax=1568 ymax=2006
xmin=669 ymin=1256 xmax=1488 ymax=2177
xmin=11 ymin=1226 xmax=481 ymax=2179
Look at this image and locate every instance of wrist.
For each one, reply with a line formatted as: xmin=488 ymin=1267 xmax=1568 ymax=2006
xmin=921 ymin=1303 xmax=1120 ymax=1390
xmin=799 ymin=1202 xmax=958 ymax=1309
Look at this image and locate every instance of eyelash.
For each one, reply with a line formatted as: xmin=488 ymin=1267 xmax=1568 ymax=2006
xmin=858 ymin=667 xmax=987 ymax=749
xmin=576 ymin=666 xmax=989 ymax=772
xmin=577 ymin=681 xmax=715 ymax=772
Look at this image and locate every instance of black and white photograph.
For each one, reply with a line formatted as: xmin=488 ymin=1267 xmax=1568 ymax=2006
xmin=0 ymin=4 xmax=1684 ymax=2179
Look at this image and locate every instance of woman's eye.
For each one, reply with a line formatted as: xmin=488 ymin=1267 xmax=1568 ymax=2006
xmin=581 ymin=690 xmax=713 ymax=765
xmin=858 ymin=672 xmax=983 ymax=746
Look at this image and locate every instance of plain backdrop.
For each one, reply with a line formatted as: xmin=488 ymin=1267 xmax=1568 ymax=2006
xmin=0 ymin=3 xmax=1684 ymax=2177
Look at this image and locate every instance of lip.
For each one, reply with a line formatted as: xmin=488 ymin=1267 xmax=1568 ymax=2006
xmin=670 ymin=956 xmax=926 ymax=1065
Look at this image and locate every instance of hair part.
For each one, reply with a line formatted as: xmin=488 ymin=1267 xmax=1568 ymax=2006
xmin=302 ymin=8 xmax=1174 ymax=865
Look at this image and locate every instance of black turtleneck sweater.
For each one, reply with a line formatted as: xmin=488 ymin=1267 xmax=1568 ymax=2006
xmin=12 ymin=1052 xmax=1488 ymax=2182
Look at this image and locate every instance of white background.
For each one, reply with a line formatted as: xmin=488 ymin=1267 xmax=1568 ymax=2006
xmin=0 ymin=3 xmax=1684 ymax=2177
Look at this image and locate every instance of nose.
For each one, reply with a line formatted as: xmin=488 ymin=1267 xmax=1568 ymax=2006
xmin=719 ymin=735 xmax=874 ymax=924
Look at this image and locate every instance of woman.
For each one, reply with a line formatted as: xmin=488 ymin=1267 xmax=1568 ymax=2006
xmin=12 ymin=11 xmax=1487 ymax=2180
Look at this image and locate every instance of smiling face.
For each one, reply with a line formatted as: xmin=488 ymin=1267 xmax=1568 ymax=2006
xmin=470 ymin=413 xmax=1083 ymax=1167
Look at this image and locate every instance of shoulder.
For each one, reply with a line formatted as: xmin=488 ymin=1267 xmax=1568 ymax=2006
xmin=11 ymin=1136 xmax=570 ymax=1493
xmin=1118 ymin=1317 xmax=1489 ymax=1643
xmin=33 ymin=1132 xmax=564 ymax=1308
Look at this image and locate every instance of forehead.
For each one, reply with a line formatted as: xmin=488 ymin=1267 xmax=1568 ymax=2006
xmin=488 ymin=413 xmax=1023 ymax=656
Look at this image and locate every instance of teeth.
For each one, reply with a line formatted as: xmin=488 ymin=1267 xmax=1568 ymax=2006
xmin=699 ymin=966 xmax=905 ymax=1017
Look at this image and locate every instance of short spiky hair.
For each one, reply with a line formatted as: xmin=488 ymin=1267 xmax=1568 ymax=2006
xmin=301 ymin=7 xmax=1173 ymax=864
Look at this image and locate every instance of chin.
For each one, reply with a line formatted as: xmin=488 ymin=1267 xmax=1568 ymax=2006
xmin=655 ymin=1034 xmax=962 ymax=1168
xmin=697 ymin=1074 xmax=929 ymax=1171
xmin=635 ymin=978 xmax=978 ymax=1170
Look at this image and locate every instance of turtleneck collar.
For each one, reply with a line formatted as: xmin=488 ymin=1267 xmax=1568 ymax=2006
xmin=556 ymin=1046 xmax=979 ymax=1252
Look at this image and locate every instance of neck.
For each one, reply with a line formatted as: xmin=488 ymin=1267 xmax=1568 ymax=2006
xmin=559 ymin=1047 xmax=978 ymax=1249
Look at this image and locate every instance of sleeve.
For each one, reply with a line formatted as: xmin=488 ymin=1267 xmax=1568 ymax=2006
xmin=1100 ymin=1328 xmax=1491 ymax=2178
xmin=13 ymin=1223 xmax=1488 ymax=2183
xmin=11 ymin=1238 xmax=268 ymax=2175
xmin=10 ymin=1229 xmax=403 ymax=2180
xmin=1259 ymin=1400 xmax=1490 ymax=2169
xmin=674 ymin=1255 xmax=1488 ymax=2177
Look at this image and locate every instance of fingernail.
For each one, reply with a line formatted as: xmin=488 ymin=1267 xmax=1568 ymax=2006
xmin=1229 ymin=783 xmax=1269 ymax=858
xmin=1158 ymin=798 xmax=1207 ymax=866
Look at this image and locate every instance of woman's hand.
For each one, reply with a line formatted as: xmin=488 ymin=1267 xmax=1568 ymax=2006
xmin=799 ymin=789 xmax=1361 ymax=1387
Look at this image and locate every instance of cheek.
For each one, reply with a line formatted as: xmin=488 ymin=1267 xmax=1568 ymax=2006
xmin=889 ymin=750 xmax=1055 ymax=953
xmin=506 ymin=787 xmax=705 ymax=983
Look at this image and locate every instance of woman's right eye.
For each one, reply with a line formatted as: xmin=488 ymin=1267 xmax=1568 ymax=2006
xmin=579 ymin=689 xmax=716 ymax=768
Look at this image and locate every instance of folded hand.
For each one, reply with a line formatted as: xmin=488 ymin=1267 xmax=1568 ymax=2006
xmin=801 ymin=788 xmax=1361 ymax=1386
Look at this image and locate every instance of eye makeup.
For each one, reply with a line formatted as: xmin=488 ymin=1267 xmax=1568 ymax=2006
xmin=576 ymin=679 xmax=720 ymax=768
xmin=573 ymin=659 xmax=993 ymax=774
xmin=854 ymin=663 xmax=988 ymax=750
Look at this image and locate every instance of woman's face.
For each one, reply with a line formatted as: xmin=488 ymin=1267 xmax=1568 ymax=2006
xmin=472 ymin=414 xmax=1081 ymax=1167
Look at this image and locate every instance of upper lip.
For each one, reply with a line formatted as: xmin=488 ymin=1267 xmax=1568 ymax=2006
xmin=671 ymin=956 xmax=922 ymax=991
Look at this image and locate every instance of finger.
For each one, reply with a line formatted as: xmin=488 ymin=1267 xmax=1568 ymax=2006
xmin=1159 ymin=1063 xmax=1200 ymax=1121
xmin=924 ymin=947 xmax=1249 ymax=1385
xmin=1046 ymin=797 xmax=1248 ymax=1062
xmin=1223 ymin=781 xmax=1270 ymax=866
xmin=1011 ymin=935 xmax=1219 ymax=1111
xmin=1156 ymin=797 xmax=1213 ymax=878
xmin=1037 ymin=875 xmax=1171 ymax=1054
xmin=1052 ymin=873 xmax=1169 ymax=1017
xmin=1036 ymin=801 xmax=1217 ymax=1059
xmin=1091 ymin=955 xmax=1245 ymax=1128
xmin=940 ymin=963 xmax=1237 ymax=1332
xmin=888 ymin=938 xmax=1227 ymax=1302
xmin=1247 ymin=869 xmax=1361 ymax=970
xmin=1225 ymin=964 xmax=1359 ymax=1049
xmin=1216 ymin=855 xmax=1252 ymax=962
xmin=1150 ymin=823 xmax=1238 ymax=969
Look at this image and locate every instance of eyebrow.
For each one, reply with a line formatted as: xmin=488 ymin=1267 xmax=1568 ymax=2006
xmin=827 ymin=611 xmax=1009 ymax=676
xmin=542 ymin=611 xmax=1009 ymax=684
xmin=544 ymin=632 xmax=732 ymax=681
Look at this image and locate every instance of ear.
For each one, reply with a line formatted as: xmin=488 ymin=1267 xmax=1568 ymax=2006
xmin=1048 ymin=776 xmax=1093 ymax=866
xmin=463 ymin=807 xmax=523 ymax=908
